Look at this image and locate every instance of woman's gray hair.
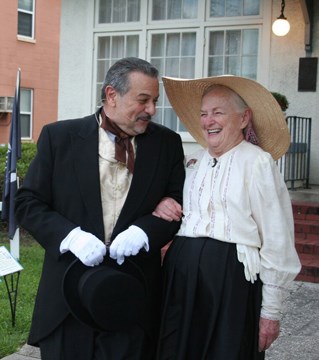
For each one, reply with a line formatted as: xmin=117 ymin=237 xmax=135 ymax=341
xmin=202 ymin=84 xmax=249 ymax=112
xmin=101 ymin=57 xmax=159 ymax=102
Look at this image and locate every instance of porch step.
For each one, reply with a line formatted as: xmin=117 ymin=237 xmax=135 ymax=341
xmin=292 ymin=200 xmax=319 ymax=283
xmin=295 ymin=253 xmax=319 ymax=283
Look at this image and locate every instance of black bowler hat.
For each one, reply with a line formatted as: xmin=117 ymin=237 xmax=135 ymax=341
xmin=62 ymin=256 xmax=147 ymax=332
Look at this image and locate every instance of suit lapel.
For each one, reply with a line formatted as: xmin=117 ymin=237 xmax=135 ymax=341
xmin=71 ymin=115 xmax=105 ymax=239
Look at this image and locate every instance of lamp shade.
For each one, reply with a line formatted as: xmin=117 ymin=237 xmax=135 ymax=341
xmin=272 ymin=18 xmax=290 ymax=36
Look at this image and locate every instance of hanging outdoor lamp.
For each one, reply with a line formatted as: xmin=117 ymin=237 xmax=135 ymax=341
xmin=272 ymin=0 xmax=290 ymax=36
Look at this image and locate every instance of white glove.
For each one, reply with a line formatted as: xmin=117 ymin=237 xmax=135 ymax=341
xmin=236 ymin=244 xmax=260 ymax=283
xmin=60 ymin=227 xmax=107 ymax=267
xmin=109 ymin=225 xmax=149 ymax=265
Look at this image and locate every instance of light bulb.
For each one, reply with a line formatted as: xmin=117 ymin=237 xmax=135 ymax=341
xmin=272 ymin=18 xmax=290 ymax=36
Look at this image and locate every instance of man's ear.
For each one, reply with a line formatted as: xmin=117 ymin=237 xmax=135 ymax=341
xmin=105 ymin=86 xmax=117 ymax=106
xmin=241 ymin=108 xmax=252 ymax=129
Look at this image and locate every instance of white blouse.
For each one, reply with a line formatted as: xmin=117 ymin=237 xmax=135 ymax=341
xmin=177 ymin=140 xmax=301 ymax=320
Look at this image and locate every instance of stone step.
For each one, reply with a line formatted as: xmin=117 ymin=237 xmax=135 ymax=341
xmin=292 ymin=201 xmax=319 ymax=216
xmin=293 ymin=212 xmax=319 ymax=222
xmin=294 ymin=219 xmax=319 ymax=235
xmin=295 ymin=235 xmax=319 ymax=255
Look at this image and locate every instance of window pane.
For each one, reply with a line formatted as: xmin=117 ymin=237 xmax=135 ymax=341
xmin=18 ymin=0 xmax=33 ymax=11
xmin=164 ymin=108 xmax=177 ymax=131
xmin=178 ymin=120 xmax=186 ymax=132
xmin=21 ymin=89 xmax=31 ymax=111
xmin=112 ymin=36 xmax=125 ymax=58
xmin=98 ymin=0 xmax=140 ymax=23
xmin=225 ymin=55 xmax=240 ymax=75
xmin=151 ymin=34 xmax=165 ymax=57
xmin=152 ymin=0 xmax=197 ymax=20
xmin=18 ymin=13 xmax=32 ymax=37
xmin=209 ymin=31 xmax=224 ymax=55
xmin=242 ymin=29 xmax=258 ymax=55
xmin=166 ymin=57 xmax=179 ymax=77
xmin=184 ymin=0 xmax=198 ymax=18
xmin=210 ymin=0 xmax=224 ymax=16
xmin=152 ymin=107 xmax=162 ymax=125
xmin=152 ymin=0 xmax=165 ymax=20
xmin=244 ymin=0 xmax=260 ymax=15
xmin=20 ymin=89 xmax=31 ymax=138
xmin=181 ymin=33 xmax=196 ymax=56
xmin=99 ymin=0 xmax=111 ymax=23
xmin=97 ymin=60 xmax=109 ymax=82
xmin=167 ymin=33 xmax=180 ymax=56
xmin=226 ymin=0 xmax=241 ymax=16
xmin=127 ymin=35 xmax=139 ymax=55
xmin=225 ymin=30 xmax=240 ymax=55
xmin=127 ymin=0 xmax=140 ymax=21
xmin=210 ymin=0 xmax=260 ymax=17
xmin=180 ymin=58 xmax=195 ymax=78
xmin=208 ymin=56 xmax=224 ymax=75
xmin=98 ymin=37 xmax=111 ymax=58
xmin=21 ymin=114 xmax=31 ymax=138
xmin=113 ymin=0 xmax=126 ymax=22
xmin=242 ymin=56 xmax=257 ymax=79
xmin=151 ymin=58 xmax=164 ymax=75
xmin=168 ymin=0 xmax=182 ymax=20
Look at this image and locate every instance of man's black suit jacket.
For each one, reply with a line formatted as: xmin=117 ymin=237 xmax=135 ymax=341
xmin=15 ymin=112 xmax=185 ymax=345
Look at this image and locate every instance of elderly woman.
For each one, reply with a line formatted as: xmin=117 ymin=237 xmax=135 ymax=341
xmin=154 ymin=76 xmax=301 ymax=360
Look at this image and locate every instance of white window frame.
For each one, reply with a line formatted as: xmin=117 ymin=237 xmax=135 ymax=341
xmin=204 ymin=25 xmax=262 ymax=79
xmin=92 ymin=0 xmax=272 ymax=142
xmin=92 ymin=32 xmax=144 ymax=110
xmin=17 ymin=0 xmax=36 ymax=40
xmin=147 ymin=28 xmax=201 ymax=134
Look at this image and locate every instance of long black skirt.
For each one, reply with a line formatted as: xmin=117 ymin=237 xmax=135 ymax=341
xmin=157 ymin=236 xmax=265 ymax=360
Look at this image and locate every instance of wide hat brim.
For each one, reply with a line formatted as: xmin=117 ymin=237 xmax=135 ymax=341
xmin=63 ymin=257 xmax=147 ymax=332
xmin=163 ymin=75 xmax=290 ymax=160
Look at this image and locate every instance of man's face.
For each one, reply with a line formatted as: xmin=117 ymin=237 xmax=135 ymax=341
xmin=107 ymin=72 xmax=159 ymax=136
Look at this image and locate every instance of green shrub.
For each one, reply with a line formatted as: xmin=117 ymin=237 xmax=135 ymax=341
xmin=271 ymin=92 xmax=289 ymax=112
xmin=0 ymin=143 xmax=37 ymax=198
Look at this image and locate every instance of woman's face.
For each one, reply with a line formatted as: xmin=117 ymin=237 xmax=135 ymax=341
xmin=200 ymin=87 xmax=250 ymax=157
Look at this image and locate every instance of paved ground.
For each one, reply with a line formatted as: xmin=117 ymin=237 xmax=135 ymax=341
xmin=1 ymin=280 xmax=319 ymax=360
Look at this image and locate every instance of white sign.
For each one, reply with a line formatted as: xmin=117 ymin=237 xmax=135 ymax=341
xmin=0 ymin=246 xmax=23 ymax=276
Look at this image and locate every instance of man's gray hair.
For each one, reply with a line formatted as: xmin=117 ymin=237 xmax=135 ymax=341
xmin=101 ymin=57 xmax=159 ymax=102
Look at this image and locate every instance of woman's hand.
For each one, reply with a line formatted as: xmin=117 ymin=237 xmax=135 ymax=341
xmin=152 ymin=197 xmax=182 ymax=222
xmin=259 ymin=317 xmax=280 ymax=352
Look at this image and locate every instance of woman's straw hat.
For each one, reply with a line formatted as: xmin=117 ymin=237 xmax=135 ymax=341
xmin=162 ymin=75 xmax=290 ymax=160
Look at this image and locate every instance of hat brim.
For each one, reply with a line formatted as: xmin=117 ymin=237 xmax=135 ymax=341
xmin=163 ymin=76 xmax=290 ymax=160
xmin=63 ymin=257 xmax=147 ymax=332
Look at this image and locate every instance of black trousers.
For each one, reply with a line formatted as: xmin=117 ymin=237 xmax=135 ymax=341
xmin=39 ymin=315 xmax=150 ymax=360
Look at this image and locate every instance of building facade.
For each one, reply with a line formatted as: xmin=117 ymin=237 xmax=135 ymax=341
xmin=0 ymin=0 xmax=61 ymax=144
xmin=58 ymin=0 xmax=319 ymax=185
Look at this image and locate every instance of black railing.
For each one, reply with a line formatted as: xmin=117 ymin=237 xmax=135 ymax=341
xmin=277 ymin=116 xmax=312 ymax=190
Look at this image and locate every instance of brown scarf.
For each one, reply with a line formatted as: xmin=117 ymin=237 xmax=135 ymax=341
xmin=100 ymin=108 xmax=135 ymax=174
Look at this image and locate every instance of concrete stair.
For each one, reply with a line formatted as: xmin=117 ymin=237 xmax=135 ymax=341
xmin=293 ymin=200 xmax=319 ymax=283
